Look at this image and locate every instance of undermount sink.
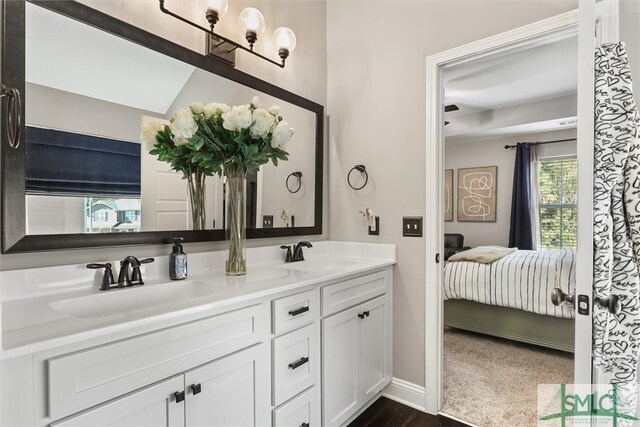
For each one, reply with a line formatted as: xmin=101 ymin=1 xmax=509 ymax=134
xmin=49 ymin=280 xmax=213 ymax=319
xmin=279 ymin=257 xmax=360 ymax=273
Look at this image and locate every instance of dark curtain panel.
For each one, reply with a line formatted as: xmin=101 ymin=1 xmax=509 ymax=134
xmin=508 ymin=143 xmax=534 ymax=249
xmin=25 ymin=127 xmax=141 ymax=197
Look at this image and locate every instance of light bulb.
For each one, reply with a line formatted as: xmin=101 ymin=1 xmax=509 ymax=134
xmin=206 ymin=0 xmax=228 ymax=17
xmin=273 ymin=27 xmax=296 ymax=53
xmin=239 ymin=7 xmax=265 ymax=37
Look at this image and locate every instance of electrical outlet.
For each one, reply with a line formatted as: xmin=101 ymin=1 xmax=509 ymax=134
xmin=368 ymin=217 xmax=380 ymax=236
xmin=402 ymin=216 xmax=423 ymax=237
xmin=262 ymin=215 xmax=273 ymax=228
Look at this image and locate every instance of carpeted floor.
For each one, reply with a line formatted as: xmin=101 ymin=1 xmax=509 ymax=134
xmin=442 ymin=328 xmax=574 ymax=427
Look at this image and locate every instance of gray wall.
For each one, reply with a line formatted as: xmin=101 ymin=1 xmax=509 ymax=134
xmin=326 ymin=0 xmax=577 ymax=387
xmin=445 ymin=129 xmax=578 ymax=248
xmin=0 ymin=0 xmax=327 ymax=270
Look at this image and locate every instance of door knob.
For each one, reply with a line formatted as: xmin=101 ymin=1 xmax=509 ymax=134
xmin=595 ymin=294 xmax=622 ymax=315
xmin=551 ymin=288 xmax=575 ymax=307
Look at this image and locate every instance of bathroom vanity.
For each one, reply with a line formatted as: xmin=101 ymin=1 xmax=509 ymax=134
xmin=0 ymin=242 xmax=395 ymax=426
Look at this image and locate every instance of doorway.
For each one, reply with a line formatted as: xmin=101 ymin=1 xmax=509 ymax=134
xmin=424 ymin=1 xmax=611 ymax=420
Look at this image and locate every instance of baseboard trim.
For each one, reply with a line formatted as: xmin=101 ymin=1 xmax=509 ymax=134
xmin=382 ymin=377 xmax=426 ymax=412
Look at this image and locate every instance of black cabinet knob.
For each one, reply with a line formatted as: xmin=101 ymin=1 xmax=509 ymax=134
xmin=300 ymin=423 xmax=310 ymax=427
xmin=191 ymin=383 xmax=202 ymax=395
xmin=174 ymin=391 xmax=185 ymax=403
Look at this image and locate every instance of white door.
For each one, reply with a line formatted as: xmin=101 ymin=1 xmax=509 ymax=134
xmin=184 ymin=344 xmax=268 ymax=427
xmin=140 ymin=116 xmax=190 ymax=231
xmin=51 ymin=375 xmax=184 ymax=427
xmin=359 ymin=295 xmax=392 ymax=402
xmin=322 ymin=305 xmax=360 ymax=427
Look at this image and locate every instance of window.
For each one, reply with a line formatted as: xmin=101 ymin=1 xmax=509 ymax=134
xmin=538 ymin=159 xmax=577 ymax=249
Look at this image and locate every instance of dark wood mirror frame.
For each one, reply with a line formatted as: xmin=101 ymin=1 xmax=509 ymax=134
xmin=1 ymin=0 xmax=323 ymax=253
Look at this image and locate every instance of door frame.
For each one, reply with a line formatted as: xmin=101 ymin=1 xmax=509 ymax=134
xmin=424 ymin=2 xmax=607 ymax=415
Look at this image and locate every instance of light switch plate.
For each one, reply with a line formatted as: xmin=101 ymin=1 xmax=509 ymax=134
xmin=368 ymin=217 xmax=380 ymax=236
xmin=402 ymin=216 xmax=423 ymax=237
xmin=263 ymin=215 xmax=273 ymax=228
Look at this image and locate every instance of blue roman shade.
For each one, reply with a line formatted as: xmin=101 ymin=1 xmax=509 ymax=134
xmin=25 ymin=127 xmax=141 ymax=197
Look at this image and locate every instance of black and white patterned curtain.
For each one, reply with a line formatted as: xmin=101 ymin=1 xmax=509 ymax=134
xmin=593 ymin=42 xmax=640 ymax=397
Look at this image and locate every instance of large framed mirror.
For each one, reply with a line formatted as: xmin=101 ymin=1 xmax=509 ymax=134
xmin=1 ymin=0 xmax=323 ymax=253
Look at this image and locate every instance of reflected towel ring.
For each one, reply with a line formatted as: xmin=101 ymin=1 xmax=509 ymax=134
xmin=347 ymin=165 xmax=368 ymax=190
xmin=286 ymin=171 xmax=303 ymax=193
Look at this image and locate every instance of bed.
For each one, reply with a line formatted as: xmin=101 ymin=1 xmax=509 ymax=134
xmin=443 ymin=248 xmax=576 ymax=352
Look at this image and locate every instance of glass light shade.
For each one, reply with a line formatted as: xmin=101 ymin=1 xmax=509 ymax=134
xmin=207 ymin=0 xmax=229 ymax=17
xmin=239 ymin=8 xmax=265 ymax=36
xmin=273 ymin=27 xmax=297 ymax=52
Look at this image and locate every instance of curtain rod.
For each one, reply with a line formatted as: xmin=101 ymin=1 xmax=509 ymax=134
xmin=504 ymin=138 xmax=576 ymax=149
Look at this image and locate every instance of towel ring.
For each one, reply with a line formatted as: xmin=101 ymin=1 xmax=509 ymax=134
xmin=286 ymin=171 xmax=302 ymax=193
xmin=347 ymin=165 xmax=368 ymax=190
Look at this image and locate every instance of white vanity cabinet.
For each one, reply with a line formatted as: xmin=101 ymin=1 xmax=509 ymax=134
xmin=321 ymin=272 xmax=393 ymax=427
xmin=0 ymin=255 xmax=394 ymax=427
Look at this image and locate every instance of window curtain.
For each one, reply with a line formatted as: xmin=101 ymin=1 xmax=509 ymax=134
xmin=529 ymin=145 xmax=541 ymax=250
xmin=508 ymin=143 xmax=534 ymax=250
xmin=25 ymin=126 xmax=141 ymax=197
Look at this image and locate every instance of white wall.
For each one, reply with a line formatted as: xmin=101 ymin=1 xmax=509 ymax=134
xmin=0 ymin=0 xmax=327 ymax=270
xmin=445 ymin=129 xmax=577 ymax=248
xmin=327 ymin=0 xmax=577 ymax=387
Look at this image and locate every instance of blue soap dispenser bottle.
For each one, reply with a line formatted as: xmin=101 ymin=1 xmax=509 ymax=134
xmin=170 ymin=237 xmax=187 ymax=280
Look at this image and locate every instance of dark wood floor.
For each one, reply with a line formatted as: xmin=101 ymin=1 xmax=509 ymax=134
xmin=348 ymin=397 xmax=471 ymax=427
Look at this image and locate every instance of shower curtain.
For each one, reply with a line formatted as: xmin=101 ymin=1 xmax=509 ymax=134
xmin=593 ymin=42 xmax=640 ymax=417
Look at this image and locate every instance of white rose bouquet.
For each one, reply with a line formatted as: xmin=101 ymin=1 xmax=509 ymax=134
xmin=141 ymin=96 xmax=295 ymax=178
xmin=141 ymin=97 xmax=295 ymax=233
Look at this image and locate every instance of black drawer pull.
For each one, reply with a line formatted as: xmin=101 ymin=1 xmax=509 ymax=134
xmin=301 ymin=423 xmax=310 ymax=427
xmin=358 ymin=310 xmax=370 ymax=319
xmin=288 ymin=356 xmax=309 ymax=370
xmin=174 ymin=391 xmax=185 ymax=403
xmin=289 ymin=306 xmax=310 ymax=317
xmin=191 ymin=383 xmax=202 ymax=395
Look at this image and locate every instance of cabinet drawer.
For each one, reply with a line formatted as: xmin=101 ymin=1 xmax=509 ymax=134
xmin=272 ymin=323 xmax=319 ymax=406
xmin=273 ymin=289 xmax=318 ymax=334
xmin=48 ymin=304 xmax=265 ymax=420
xmin=321 ymin=270 xmax=389 ymax=316
xmin=273 ymin=386 xmax=320 ymax=427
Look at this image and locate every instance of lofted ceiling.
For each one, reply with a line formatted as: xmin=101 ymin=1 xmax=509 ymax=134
xmin=443 ymin=35 xmax=578 ymax=141
xmin=25 ymin=2 xmax=196 ymax=115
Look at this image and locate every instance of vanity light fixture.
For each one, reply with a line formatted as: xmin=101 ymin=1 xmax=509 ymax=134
xmin=159 ymin=0 xmax=296 ymax=68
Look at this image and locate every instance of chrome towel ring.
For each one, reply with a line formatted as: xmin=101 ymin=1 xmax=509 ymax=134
xmin=347 ymin=165 xmax=368 ymax=190
xmin=286 ymin=171 xmax=302 ymax=193
xmin=1 ymin=84 xmax=22 ymax=149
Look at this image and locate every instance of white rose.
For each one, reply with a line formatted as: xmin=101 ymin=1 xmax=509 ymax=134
xmin=204 ymin=102 xmax=230 ymax=119
xmin=271 ymin=121 xmax=295 ymax=149
xmin=269 ymin=105 xmax=280 ymax=116
xmin=251 ymin=96 xmax=261 ymax=108
xmin=222 ymin=104 xmax=252 ymax=131
xmin=170 ymin=109 xmax=198 ymax=145
xmin=250 ymin=108 xmax=276 ymax=139
xmin=140 ymin=120 xmax=164 ymax=152
xmin=190 ymin=102 xmax=204 ymax=115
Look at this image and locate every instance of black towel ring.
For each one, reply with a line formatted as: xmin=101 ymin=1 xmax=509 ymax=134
xmin=347 ymin=165 xmax=368 ymax=190
xmin=286 ymin=171 xmax=303 ymax=193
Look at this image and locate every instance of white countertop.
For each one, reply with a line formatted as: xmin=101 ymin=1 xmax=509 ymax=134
xmin=0 ymin=241 xmax=395 ymax=359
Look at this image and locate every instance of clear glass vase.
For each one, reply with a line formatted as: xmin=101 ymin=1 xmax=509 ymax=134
xmin=225 ymin=169 xmax=247 ymax=276
xmin=187 ymin=171 xmax=206 ymax=230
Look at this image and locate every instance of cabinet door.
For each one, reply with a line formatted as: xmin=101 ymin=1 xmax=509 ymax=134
xmin=51 ymin=375 xmax=184 ymax=427
xmin=359 ymin=295 xmax=392 ymax=402
xmin=184 ymin=344 xmax=268 ymax=427
xmin=321 ymin=305 xmax=360 ymax=427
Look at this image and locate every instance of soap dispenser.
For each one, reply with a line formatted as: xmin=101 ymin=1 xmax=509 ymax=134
xmin=169 ymin=237 xmax=187 ymax=280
